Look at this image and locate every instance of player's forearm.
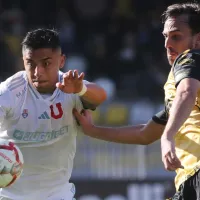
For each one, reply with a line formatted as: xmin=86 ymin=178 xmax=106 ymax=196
xmin=73 ymin=109 xmax=164 ymax=144
xmin=80 ymin=83 xmax=107 ymax=108
xmin=85 ymin=119 xmax=163 ymax=145
xmin=85 ymin=124 xmax=147 ymax=144
xmin=163 ymin=90 xmax=196 ymax=139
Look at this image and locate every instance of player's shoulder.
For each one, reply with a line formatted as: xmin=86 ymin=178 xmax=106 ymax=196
xmin=0 ymin=71 xmax=27 ymax=97
xmin=173 ymin=49 xmax=200 ymax=68
xmin=5 ymin=71 xmax=27 ymax=86
xmin=172 ymin=49 xmax=200 ymax=87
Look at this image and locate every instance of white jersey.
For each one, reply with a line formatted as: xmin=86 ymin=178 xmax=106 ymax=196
xmin=0 ymin=71 xmax=84 ymax=200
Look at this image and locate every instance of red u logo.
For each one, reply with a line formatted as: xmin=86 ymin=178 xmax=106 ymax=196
xmin=50 ymin=103 xmax=63 ymax=119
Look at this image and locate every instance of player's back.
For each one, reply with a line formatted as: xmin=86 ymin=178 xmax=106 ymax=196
xmin=0 ymin=71 xmax=82 ymax=199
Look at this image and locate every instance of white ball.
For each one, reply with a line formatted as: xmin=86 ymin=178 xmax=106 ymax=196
xmin=0 ymin=139 xmax=23 ymax=188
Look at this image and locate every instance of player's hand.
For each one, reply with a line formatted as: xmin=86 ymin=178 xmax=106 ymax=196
xmin=56 ymin=70 xmax=85 ymax=94
xmin=73 ymin=108 xmax=93 ymax=134
xmin=161 ymin=136 xmax=184 ymax=171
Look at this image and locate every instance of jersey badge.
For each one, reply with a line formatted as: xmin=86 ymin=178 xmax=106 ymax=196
xmin=22 ymin=109 xmax=28 ymax=118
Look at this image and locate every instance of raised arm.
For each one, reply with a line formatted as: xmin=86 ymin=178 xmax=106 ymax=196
xmin=56 ymin=70 xmax=107 ymax=110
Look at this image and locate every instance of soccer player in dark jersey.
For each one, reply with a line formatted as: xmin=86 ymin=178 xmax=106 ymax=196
xmin=73 ymin=2 xmax=200 ymax=200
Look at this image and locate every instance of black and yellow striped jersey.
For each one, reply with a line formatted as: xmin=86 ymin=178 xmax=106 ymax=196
xmin=153 ymin=49 xmax=200 ymax=191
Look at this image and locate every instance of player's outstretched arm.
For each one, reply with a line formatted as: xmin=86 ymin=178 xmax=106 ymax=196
xmin=73 ymin=109 xmax=165 ymax=145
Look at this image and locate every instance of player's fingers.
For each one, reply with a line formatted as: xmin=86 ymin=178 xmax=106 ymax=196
xmin=63 ymin=71 xmax=71 ymax=79
xmin=63 ymin=70 xmax=73 ymax=83
xmin=68 ymin=70 xmax=73 ymax=79
xmin=164 ymin=151 xmax=183 ymax=170
xmin=166 ymin=153 xmax=174 ymax=165
xmin=73 ymin=70 xmax=79 ymax=79
xmin=73 ymin=109 xmax=89 ymax=119
xmin=170 ymin=152 xmax=178 ymax=163
xmin=170 ymin=153 xmax=184 ymax=169
xmin=78 ymin=72 xmax=85 ymax=80
xmin=162 ymin=152 xmax=173 ymax=169
xmin=63 ymin=71 xmax=72 ymax=85
xmin=164 ymin=157 xmax=177 ymax=171
xmin=73 ymin=108 xmax=82 ymax=119
xmin=167 ymin=157 xmax=179 ymax=170
xmin=80 ymin=109 xmax=91 ymax=118
xmin=72 ymin=109 xmax=81 ymax=126
xmin=72 ymin=109 xmax=83 ymax=126
xmin=164 ymin=152 xmax=175 ymax=166
xmin=82 ymin=110 xmax=92 ymax=120
xmin=62 ymin=73 xmax=69 ymax=86
xmin=56 ymin=82 xmax=64 ymax=91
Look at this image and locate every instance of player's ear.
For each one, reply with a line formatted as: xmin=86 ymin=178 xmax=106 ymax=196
xmin=59 ymin=54 xmax=66 ymax=69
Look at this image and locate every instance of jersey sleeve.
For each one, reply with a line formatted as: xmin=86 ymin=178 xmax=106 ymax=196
xmin=173 ymin=51 xmax=200 ymax=87
xmin=152 ymin=109 xmax=168 ymax=125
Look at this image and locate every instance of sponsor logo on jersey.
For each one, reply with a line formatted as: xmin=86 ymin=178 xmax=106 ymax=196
xmin=13 ymin=126 xmax=68 ymax=142
xmin=22 ymin=109 xmax=28 ymax=118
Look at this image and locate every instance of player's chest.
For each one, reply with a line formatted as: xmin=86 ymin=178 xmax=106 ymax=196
xmin=8 ymin=91 xmax=78 ymax=143
xmin=14 ymin=94 xmax=74 ymax=130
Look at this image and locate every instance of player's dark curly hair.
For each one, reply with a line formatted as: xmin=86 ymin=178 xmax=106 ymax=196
xmin=162 ymin=2 xmax=200 ymax=34
xmin=21 ymin=28 xmax=61 ymax=51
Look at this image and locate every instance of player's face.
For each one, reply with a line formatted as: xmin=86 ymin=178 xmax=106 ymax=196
xmin=23 ymin=48 xmax=65 ymax=93
xmin=163 ymin=14 xmax=200 ymax=65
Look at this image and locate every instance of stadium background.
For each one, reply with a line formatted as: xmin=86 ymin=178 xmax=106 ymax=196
xmin=0 ymin=0 xmax=193 ymax=199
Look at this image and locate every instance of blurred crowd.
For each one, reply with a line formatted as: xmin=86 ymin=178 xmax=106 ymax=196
xmin=0 ymin=0 xmax=182 ymax=102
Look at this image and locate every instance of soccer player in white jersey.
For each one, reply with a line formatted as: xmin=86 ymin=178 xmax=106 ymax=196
xmin=0 ymin=28 xmax=107 ymax=200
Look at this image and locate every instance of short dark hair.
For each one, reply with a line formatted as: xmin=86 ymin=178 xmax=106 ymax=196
xmin=162 ymin=2 xmax=200 ymax=34
xmin=21 ymin=28 xmax=61 ymax=51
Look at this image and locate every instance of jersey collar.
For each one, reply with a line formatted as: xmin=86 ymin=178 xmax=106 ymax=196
xmin=27 ymin=72 xmax=63 ymax=103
